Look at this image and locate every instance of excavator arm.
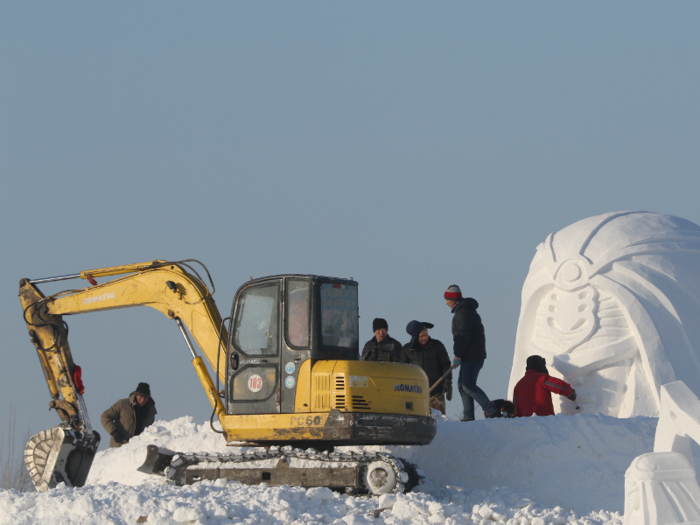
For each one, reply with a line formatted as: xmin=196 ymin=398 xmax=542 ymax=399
xmin=20 ymin=260 xmax=228 ymax=491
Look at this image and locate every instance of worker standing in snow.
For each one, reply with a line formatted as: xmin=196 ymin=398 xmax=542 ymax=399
xmin=401 ymin=321 xmax=453 ymax=414
xmin=361 ymin=318 xmax=403 ymax=362
xmin=512 ymin=355 xmax=577 ymax=417
xmin=101 ymin=382 xmax=157 ymax=447
xmin=444 ymin=285 xmax=501 ymax=420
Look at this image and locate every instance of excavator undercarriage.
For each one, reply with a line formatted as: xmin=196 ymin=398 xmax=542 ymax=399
xmin=141 ymin=446 xmax=422 ymax=495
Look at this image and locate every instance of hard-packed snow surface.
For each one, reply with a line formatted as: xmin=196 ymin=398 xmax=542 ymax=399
xmin=0 ymin=413 xmax=661 ymax=524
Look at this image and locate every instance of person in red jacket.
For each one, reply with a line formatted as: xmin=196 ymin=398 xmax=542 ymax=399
xmin=513 ymin=355 xmax=577 ymax=417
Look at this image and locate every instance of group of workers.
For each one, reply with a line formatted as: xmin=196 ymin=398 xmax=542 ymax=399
xmin=362 ymin=316 xmax=454 ymax=414
xmin=100 ymin=283 xmax=577 ymax=449
xmin=362 ymin=284 xmax=577 ymax=420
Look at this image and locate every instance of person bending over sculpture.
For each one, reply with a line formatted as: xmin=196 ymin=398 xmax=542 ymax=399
xmin=361 ymin=318 xmax=402 ymax=362
xmin=512 ymin=355 xmax=577 ymax=417
xmin=101 ymin=382 xmax=157 ymax=448
xmin=444 ymin=285 xmax=500 ymax=420
xmin=401 ymin=320 xmax=453 ymax=414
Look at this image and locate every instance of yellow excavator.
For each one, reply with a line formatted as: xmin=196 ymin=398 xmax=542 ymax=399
xmin=20 ymin=260 xmax=436 ymax=494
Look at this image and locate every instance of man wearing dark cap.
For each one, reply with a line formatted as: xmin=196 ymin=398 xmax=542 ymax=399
xmin=101 ymin=382 xmax=157 ymax=448
xmin=361 ymin=318 xmax=403 ymax=362
xmin=401 ymin=321 xmax=453 ymax=414
xmin=445 ymin=284 xmax=501 ymax=420
xmin=513 ymin=355 xmax=577 ymax=417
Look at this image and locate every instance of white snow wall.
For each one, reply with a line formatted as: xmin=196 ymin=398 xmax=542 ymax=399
xmin=507 ymin=211 xmax=700 ymax=417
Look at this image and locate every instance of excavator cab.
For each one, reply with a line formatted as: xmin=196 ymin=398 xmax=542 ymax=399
xmin=226 ymin=275 xmax=359 ymax=416
xmin=216 ymin=274 xmax=435 ymax=448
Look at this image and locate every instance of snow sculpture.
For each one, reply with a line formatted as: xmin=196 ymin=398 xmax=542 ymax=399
xmin=624 ymin=381 xmax=700 ymax=525
xmin=508 ymin=211 xmax=700 ymax=417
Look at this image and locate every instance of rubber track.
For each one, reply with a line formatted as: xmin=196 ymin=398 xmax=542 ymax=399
xmin=165 ymin=447 xmax=421 ymax=495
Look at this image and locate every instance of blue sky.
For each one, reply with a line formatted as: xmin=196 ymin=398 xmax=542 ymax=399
xmin=1 ymin=2 xmax=699 ymax=452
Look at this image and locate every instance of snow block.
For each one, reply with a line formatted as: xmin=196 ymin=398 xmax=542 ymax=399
xmin=624 ymin=452 xmax=700 ymax=525
xmin=654 ymin=381 xmax=700 ymax=465
xmin=625 ymin=381 xmax=700 ymax=525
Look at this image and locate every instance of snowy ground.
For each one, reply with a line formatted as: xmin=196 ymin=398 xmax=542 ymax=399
xmin=0 ymin=412 xmax=662 ymax=525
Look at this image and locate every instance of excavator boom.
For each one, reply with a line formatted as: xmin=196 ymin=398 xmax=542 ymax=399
xmin=20 ymin=260 xmax=227 ymax=490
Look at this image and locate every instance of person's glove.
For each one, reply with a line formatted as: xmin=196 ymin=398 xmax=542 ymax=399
xmin=452 ymin=358 xmax=461 ymax=366
xmin=111 ymin=430 xmax=127 ymax=444
xmin=446 ymin=383 xmax=453 ymax=401
xmin=567 ymin=390 xmax=577 ymax=402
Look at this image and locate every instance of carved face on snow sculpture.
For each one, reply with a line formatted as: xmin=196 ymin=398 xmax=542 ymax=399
xmin=507 ymin=211 xmax=700 ymax=417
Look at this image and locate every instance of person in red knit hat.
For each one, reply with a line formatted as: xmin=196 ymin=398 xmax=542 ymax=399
xmin=513 ymin=355 xmax=577 ymax=417
xmin=444 ymin=284 xmax=501 ymax=420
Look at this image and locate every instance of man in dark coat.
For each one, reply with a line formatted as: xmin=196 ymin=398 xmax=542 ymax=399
xmin=401 ymin=321 xmax=453 ymax=414
xmin=101 ymin=382 xmax=157 ymax=448
xmin=445 ymin=285 xmax=500 ymax=421
xmin=513 ymin=355 xmax=577 ymax=417
xmin=361 ymin=318 xmax=403 ymax=362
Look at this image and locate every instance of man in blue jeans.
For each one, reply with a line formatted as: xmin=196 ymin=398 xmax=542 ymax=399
xmin=444 ymin=285 xmax=500 ymax=421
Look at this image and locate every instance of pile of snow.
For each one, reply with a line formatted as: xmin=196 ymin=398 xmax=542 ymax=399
xmin=0 ymin=413 xmax=663 ymax=524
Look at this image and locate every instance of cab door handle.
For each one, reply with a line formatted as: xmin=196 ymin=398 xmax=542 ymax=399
xmin=230 ymin=353 xmax=240 ymax=371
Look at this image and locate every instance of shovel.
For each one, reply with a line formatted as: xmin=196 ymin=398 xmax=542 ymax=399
xmin=429 ymin=364 xmax=459 ymax=394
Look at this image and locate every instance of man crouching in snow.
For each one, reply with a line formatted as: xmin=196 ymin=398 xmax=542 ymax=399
xmin=101 ymin=382 xmax=157 ymax=447
xmin=513 ymin=356 xmax=576 ymax=417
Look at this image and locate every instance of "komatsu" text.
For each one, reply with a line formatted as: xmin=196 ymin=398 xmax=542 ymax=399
xmin=394 ymin=383 xmax=422 ymax=394
xmin=82 ymin=292 xmax=115 ymax=304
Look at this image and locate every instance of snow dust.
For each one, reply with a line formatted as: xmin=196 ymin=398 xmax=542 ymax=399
xmin=0 ymin=412 xmax=664 ymax=525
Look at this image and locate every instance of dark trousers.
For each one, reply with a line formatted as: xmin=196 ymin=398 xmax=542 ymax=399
xmin=458 ymin=359 xmax=496 ymax=421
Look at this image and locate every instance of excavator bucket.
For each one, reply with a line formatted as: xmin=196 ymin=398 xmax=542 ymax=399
xmin=137 ymin=444 xmax=175 ymax=475
xmin=24 ymin=426 xmax=100 ymax=492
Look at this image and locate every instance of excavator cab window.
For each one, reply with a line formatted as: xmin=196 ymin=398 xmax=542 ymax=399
xmin=228 ymin=281 xmax=281 ymax=411
xmin=319 ymin=282 xmax=358 ymax=351
xmin=286 ymin=280 xmax=310 ymax=348
xmin=233 ymin=283 xmax=279 ymax=356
